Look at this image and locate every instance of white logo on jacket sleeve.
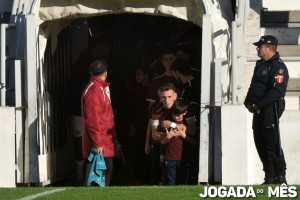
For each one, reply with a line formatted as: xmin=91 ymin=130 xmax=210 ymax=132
xmin=100 ymin=86 xmax=111 ymax=103
xmin=105 ymin=86 xmax=111 ymax=101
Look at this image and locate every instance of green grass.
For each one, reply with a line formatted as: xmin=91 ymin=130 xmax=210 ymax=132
xmin=0 ymin=185 xmax=299 ymax=200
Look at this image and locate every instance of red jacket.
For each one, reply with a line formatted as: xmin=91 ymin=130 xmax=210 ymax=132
xmin=81 ymin=76 xmax=118 ymax=158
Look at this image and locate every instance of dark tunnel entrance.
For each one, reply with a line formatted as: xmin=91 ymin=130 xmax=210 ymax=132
xmin=43 ymin=13 xmax=202 ymax=186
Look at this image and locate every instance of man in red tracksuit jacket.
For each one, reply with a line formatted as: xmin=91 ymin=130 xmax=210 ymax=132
xmin=81 ymin=59 xmax=118 ymax=186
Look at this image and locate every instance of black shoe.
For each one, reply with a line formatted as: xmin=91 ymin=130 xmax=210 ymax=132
xmin=262 ymin=177 xmax=276 ymax=185
xmin=276 ymin=175 xmax=287 ymax=185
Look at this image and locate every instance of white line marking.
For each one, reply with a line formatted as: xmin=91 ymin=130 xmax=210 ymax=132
xmin=18 ymin=188 xmax=66 ymax=200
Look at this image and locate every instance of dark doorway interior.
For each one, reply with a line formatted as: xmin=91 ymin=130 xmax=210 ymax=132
xmin=68 ymin=13 xmax=202 ymax=186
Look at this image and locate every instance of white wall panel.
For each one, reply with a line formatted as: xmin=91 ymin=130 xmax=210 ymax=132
xmin=0 ymin=107 xmax=16 ymax=187
xmin=222 ymin=105 xmax=300 ymax=185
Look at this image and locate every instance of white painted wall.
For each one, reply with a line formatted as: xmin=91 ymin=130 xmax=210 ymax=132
xmin=222 ymin=105 xmax=300 ymax=185
xmin=221 ymin=105 xmax=258 ymax=185
xmin=285 ymin=96 xmax=300 ymax=110
xmin=281 ymin=111 xmax=300 ymax=184
xmin=199 ymin=0 xmax=233 ymax=183
xmin=0 ymin=107 xmax=16 ymax=188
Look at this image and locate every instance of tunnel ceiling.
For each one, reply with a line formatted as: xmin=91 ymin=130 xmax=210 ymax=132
xmin=39 ymin=0 xmax=203 ymax=27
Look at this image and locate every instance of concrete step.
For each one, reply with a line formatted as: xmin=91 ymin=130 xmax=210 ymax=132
xmin=262 ymin=11 xmax=300 ymax=23
xmin=261 ymin=27 xmax=300 ymax=45
xmin=286 ymin=78 xmax=300 ymax=110
xmin=285 ymin=95 xmax=299 ymax=110
xmin=247 ymin=56 xmax=300 ymax=62
xmin=285 ymin=60 xmax=300 ymax=78
xmin=263 ymin=0 xmax=300 ymax=11
xmin=287 ymin=78 xmax=300 ymax=92
xmin=246 ymin=58 xmax=300 ymax=78
xmin=277 ymin=45 xmax=300 ymax=57
xmin=262 ymin=23 xmax=300 ymax=28
xmin=285 ymin=78 xmax=300 ymax=110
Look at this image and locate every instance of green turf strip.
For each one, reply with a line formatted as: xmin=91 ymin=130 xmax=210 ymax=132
xmin=0 ymin=185 xmax=299 ymax=200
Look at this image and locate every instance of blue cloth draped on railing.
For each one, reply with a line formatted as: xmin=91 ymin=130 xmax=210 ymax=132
xmin=87 ymin=148 xmax=106 ymax=187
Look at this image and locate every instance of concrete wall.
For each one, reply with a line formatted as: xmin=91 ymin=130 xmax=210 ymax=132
xmin=222 ymin=105 xmax=300 ymax=185
xmin=280 ymin=111 xmax=300 ymax=184
xmin=199 ymin=0 xmax=233 ymax=183
xmin=243 ymin=1 xmax=262 ymax=101
xmin=0 ymin=107 xmax=16 ymax=187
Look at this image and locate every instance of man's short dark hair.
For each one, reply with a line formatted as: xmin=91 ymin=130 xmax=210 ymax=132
xmin=265 ymin=44 xmax=277 ymax=52
xmin=171 ymin=58 xmax=192 ymax=76
xmin=90 ymin=59 xmax=108 ymax=76
xmin=172 ymin=98 xmax=189 ymax=115
xmin=159 ymin=82 xmax=177 ymax=93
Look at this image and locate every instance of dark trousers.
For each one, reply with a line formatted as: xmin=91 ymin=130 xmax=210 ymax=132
xmin=84 ymin=156 xmax=113 ymax=186
xmin=176 ymin=161 xmax=191 ymax=185
xmin=253 ymin=111 xmax=286 ymax=179
xmin=150 ymin=143 xmax=164 ymax=185
xmin=165 ymin=160 xmax=180 ymax=185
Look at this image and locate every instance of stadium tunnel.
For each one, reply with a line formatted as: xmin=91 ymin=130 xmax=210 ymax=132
xmin=24 ymin=1 xmax=223 ymax=186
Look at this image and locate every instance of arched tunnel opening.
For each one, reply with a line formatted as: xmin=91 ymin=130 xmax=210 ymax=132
xmin=40 ymin=13 xmax=202 ymax=186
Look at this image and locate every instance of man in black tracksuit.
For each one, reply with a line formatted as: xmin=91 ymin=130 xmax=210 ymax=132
xmin=244 ymin=35 xmax=289 ymax=184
